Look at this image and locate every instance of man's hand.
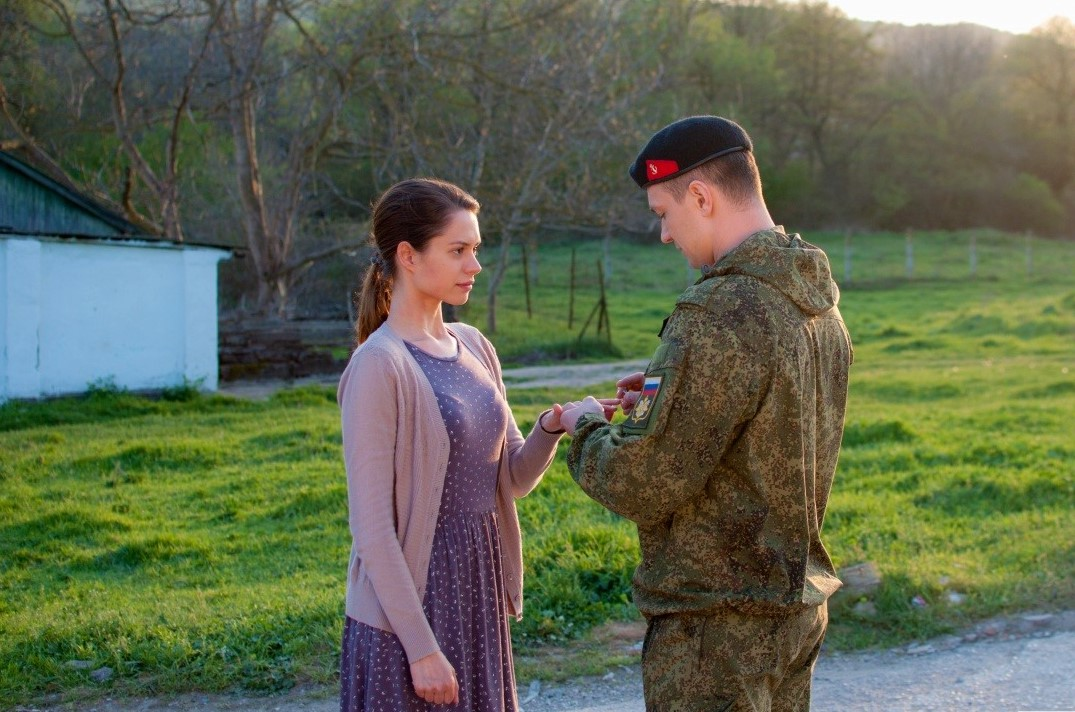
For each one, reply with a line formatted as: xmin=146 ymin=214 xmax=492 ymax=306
xmin=410 ymin=651 xmax=459 ymax=705
xmin=616 ymin=371 xmax=645 ymax=414
xmin=559 ymin=396 xmax=618 ymax=435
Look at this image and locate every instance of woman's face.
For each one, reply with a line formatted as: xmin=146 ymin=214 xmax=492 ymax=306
xmin=407 ymin=209 xmax=483 ymax=306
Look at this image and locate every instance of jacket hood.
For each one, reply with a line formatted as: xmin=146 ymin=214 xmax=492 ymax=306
xmin=706 ymin=228 xmax=840 ymax=316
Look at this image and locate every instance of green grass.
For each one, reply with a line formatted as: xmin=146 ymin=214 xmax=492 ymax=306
xmin=0 ymin=387 xmax=346 ymax=704
xmin=1 ymin=229 xmax=1074 ymax=707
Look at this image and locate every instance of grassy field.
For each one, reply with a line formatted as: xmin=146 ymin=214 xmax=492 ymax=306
xmin=1 ymin=229 xmax=1073 ymax=707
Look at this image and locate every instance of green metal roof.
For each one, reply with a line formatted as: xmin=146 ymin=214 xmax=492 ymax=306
xmin=0 ymin=150 xmax=142 ymax=238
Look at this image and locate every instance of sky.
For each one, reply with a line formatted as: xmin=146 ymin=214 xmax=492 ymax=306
xmin=826 ymin=1 xmax=1072 ymax=35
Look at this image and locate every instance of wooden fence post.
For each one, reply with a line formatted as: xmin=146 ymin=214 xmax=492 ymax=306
xmin=905 ymin=229 xmax=914 ymax=279
xmin=596 ymin=260 xmax=610 ymax=341
xmin=568 ymin=248 xmax=576 ymax=328
xmin=843 ymin=229 xmax=852 ymax=283
xmin=521 ymin=243 xmax=532 ymax=318
xmin=1025 ymin=231 xmax=1033 ymax=278
xmin=969 ymin=234 xmax=977 ymax=277
xmin=576 ymin=260 xmax=612 ymax=348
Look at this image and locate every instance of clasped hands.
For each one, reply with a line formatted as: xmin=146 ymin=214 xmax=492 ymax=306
xmin=542 ymin=371 xmax=645 ymax=436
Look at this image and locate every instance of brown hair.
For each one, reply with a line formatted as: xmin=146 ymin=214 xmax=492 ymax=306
xmin=661 ymin=150 xmax=762 ymax=208
xmin=354 ymin=178 xmax=480 ymax=344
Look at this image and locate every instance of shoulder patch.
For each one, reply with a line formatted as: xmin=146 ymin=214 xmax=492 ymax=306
xmin=628 ymin=375 xmax=663 ymax=428
xmin=622 ymin=340 xmax=683 ymax=437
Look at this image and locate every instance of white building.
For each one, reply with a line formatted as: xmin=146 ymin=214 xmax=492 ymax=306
xmin=0 ymin=151 xmax=230 ymax=402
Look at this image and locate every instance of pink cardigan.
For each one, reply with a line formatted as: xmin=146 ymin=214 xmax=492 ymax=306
xmin=337 ymin=320 xmax=562 ymax=664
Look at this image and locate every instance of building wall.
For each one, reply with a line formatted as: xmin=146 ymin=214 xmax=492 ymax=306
xmin=0 ymin=240 xmax=8 ymax=396
xmin=1 ymin=237 xmax=228 ymax=401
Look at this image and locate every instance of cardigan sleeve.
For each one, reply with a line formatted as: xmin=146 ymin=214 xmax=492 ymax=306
xmin=501 ymin=409 xmax=562 ymax=498
xmin=338 ymin=347 xmax=440 ymax=663
xmin=470 ymin=327 xmax=562 ymax=499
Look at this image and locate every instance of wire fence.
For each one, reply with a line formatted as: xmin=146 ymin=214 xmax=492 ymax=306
xmin=813 ymin=229 xmax=1075 ymax=285
xmin=280 ymin=228 xmax=1072 ymax=364
xmin=481 ymin=228 xmax=1075 ymax=304
xmin=450 ymin=228 xmax=1074 ymax=360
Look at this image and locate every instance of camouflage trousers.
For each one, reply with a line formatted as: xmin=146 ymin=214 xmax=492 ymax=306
xmin=641 ymin=602 xmax=828 ymax=712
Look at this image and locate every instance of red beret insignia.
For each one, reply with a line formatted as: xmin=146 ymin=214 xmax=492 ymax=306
xmin=645 ymin=160 xmax=679 ymax=182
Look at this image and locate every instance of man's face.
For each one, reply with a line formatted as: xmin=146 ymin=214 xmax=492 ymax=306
xmin=647 ymin=182 xmax=710 ymax=268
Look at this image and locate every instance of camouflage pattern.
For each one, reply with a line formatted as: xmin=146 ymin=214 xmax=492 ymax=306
xmin=567 ymin=227 xmax=853 ymax=619
xmin=641 ymin=603 xmax=827 ymax=711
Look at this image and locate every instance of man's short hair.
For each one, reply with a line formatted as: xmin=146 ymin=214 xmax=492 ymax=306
xmin=660 ymin=150 xmax=762 ymax=207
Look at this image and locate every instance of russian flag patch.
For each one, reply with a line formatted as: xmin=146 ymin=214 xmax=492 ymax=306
xmin=630 ymin=375 xmax=663 ymax=425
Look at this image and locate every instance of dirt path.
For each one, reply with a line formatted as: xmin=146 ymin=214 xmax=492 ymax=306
xmin=500 ymin=360 xmax=650 ymax=390
xmin=516 ymin=610 xmax=1075 ymax=712
xmin=216 ymin=359 xmax=651 ymax=400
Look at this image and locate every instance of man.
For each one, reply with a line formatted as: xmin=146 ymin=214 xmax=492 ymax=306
xmin=558 ymin=115 xmax=853 ymax=711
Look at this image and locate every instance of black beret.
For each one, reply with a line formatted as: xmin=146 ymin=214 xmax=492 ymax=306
xmin=629 ymin=115 xmax=753 ymax=188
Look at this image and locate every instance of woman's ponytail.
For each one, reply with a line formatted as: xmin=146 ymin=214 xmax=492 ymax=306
xmin=354 ymin=254 xmax=392 ymax=344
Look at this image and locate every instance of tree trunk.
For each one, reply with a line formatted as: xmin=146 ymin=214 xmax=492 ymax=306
xmin=485 ymin=231 xmax=514 ymax=334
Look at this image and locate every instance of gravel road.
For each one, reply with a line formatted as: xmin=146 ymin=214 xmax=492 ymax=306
xmin=216 ymin=359 xmax=650 ymax=400
xmin=500 ymin=360 xmax=650 ymax=390
xmin=516 ymin=612 xmax=1075 ymax=712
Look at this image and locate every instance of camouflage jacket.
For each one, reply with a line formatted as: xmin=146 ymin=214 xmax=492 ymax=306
xmin=567 ymin=228 xmax=853 ymax=618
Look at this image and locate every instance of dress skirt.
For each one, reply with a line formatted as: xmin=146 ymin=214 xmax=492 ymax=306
xmin=339 ymin=509 xmax=516 ymax=711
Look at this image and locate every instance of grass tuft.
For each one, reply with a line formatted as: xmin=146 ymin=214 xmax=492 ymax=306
xmin=842 ymin=419 xmax=917 ymax=446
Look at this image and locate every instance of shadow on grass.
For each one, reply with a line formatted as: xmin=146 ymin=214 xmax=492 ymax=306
xmin=0 ymin=389 xmax=261 ymax=433
xmin=0 ymin=598 xmax=342 ymax=705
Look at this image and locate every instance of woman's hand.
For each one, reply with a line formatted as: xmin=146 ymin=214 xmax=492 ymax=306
xmin=541 ymin=404 xmax=567 ymax=433
xmin=409 ymin=651 xmax=459 ymax=705
xmin=542 ymin=398 xmax=620 ymax=433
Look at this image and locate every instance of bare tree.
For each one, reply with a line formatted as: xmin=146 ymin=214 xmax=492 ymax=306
xmin=38 ymin=0 xmax=223 ymax=239
xmin=352 ymin=0 xmax=695 ymax=332
xmin=0 ymin=2 xmax=77 ymax=185
xmin=205 ymin=0 xmax=399 ymax=316
xmin=772 ymin=2 xmax=894 ymax=213
xmin=1005 ymin=17 xmax=1075 ymax=194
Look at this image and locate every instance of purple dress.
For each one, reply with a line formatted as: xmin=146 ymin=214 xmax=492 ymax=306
xmin=340 ymin=336 xmax=517 ymax=711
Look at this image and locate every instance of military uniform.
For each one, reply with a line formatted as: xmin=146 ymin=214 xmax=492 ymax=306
xmin=567 ymin=228 xmax=852 ymax=711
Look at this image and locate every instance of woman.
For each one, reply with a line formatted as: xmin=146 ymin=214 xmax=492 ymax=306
xmin=337 ymin=178 xmax=583 ymax=711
